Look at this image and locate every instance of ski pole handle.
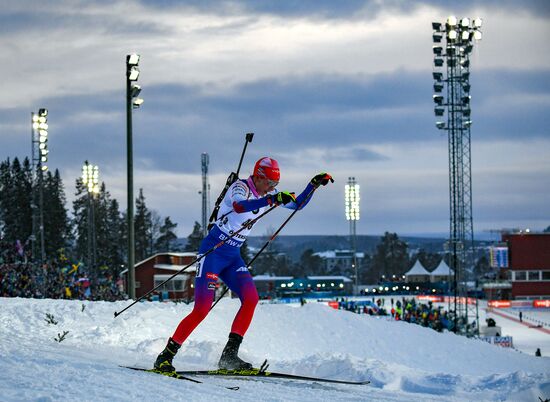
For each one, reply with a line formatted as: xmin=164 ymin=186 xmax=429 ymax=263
xmin=236 ymin=132 xmax=253 ymax=176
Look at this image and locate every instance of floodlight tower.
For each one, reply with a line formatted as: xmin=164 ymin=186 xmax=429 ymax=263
xmin=345 ymin=177 xmax=360 ymax=294
xmin=82 ymin=161 xmax=100 ymax=277
xmin=432 ymin=16 xmax=482 ymax=335
xmin=200 ymin=153 xmax=210 ymax=236
xmin=126 ymin=53 xmax=144 ymax=299
xmin=31 ymin=108 xmax=49 ymax=262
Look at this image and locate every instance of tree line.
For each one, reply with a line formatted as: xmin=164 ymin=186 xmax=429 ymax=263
xmin=0 ymin=157 xmax=179 ymax=277
xmin=248 ymin=231 xmax=492 ymax=283
xmin=1 ymin=156 xmax=513 ymax=282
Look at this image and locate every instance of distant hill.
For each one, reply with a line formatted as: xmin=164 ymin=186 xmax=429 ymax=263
xmin=177 ymin=234 xmax=451 ymax=262
xmin=246 ymin=234 xmax=448 ymax=261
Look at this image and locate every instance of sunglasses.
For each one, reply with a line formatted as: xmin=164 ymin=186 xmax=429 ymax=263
xmin=266 ymin=179 xmax=279 ymax=188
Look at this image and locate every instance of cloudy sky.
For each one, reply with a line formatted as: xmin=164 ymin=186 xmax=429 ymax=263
xmin=1 ymin=0 xmax=549 ymax=238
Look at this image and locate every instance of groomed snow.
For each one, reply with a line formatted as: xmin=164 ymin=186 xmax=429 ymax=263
xmin=1 ymin=297 xmax=549 ymax=401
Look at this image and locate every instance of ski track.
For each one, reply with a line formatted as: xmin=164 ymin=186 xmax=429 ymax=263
xmin=0 ymin=297 xmax=549 ymax=402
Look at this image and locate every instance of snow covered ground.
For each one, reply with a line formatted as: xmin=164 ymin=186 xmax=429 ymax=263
xmin=481 ymin=306 xmax=550 ymax=356
xmin=0 ymin=297 xmax=549 ymax=401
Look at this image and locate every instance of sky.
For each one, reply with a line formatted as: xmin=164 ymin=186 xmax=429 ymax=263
xmin=1 ymin=0 xmax=549 ymax=237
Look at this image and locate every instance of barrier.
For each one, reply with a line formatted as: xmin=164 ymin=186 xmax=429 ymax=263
xmin=479 ymin=336 xmax=513 ymax=348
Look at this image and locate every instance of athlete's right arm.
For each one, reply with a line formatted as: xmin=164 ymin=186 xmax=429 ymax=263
xmin=231 ymin=181 xmax=272 ymax=213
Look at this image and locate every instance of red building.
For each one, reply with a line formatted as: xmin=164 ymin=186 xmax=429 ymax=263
xmin=502 ymin=233 xmax=550 ymax=300
xmin=122 ymin=252 xmax=197 ymax=300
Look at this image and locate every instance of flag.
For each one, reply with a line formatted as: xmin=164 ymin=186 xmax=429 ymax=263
xmin=15 ymin=240 xmax=24 ymax=257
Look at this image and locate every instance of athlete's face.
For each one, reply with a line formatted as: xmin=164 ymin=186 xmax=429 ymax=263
xmin=254 ymin=176 xmax=278 ymax=196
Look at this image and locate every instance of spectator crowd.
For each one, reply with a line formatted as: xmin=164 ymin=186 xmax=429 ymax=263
xmin=336 ymin=296 xmax=462 ymax=334
xmin=1 ymin=242 xmax=125 ymax=301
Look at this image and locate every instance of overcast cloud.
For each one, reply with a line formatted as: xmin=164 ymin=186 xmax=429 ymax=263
xmin=1 ymin=0 xmax=549 ymax=237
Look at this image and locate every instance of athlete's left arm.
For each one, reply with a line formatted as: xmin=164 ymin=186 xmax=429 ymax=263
xmin=283 ymin=183 xmax=316 ymax=210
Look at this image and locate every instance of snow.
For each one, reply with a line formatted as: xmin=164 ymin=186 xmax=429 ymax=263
xmin=1 ymin=297 xmax=549 ymax=401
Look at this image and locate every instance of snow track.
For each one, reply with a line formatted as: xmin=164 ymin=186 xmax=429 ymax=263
xmin=1 ymin=297 xmax=548 ymax=401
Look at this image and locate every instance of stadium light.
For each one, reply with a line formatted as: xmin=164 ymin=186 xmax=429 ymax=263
xmin=82 ymin=161 xmax=100 ymax=195
xmin=432 ymin=33 xmax=442 ymax=43
xmin=126 ymin=53 xmax=143 ymax=300
xmin=31 ymin=108 xmax=49 ymax=263
xmin=430 ymin=15 xmax=483 ymax=336
xmin=345 ymin=177 xmax=360 ymax=295
xmin=345 ymin=177 xmax=360 ymax=222
xmin=82 ymin=160 xmax=99 ymax=277
xmin=433 ymin=46 xmax=443 ymax=55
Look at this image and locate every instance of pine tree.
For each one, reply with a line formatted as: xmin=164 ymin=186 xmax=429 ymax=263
xmin=155 ymin=216 xmax=178 ymax=252
xmin=0 ymin=158 xmax=12 ymax=239
xmin=240 ymin=240 xmax=250 ymax=263
xmin=298 ymin=249 xmax=323 ymax=276
xmin=368 ymin=232 xmax=410 ymax=282
xmin=134 ymin=188 xmax=152 ymax=262
xmin=72 ymin=176 xmax=90 ymax=267
xmin=184 ymin=221 xmax=204 ymax=252
xmin=106 ymin=198 xmax=125 ymax=275
xmin=94 ymin=182 xmax=126 ymax=275
xmin=0 ymin=158 xmax=34 ymax=249
xmin=43 ymin=169 xmax=71 ymax=258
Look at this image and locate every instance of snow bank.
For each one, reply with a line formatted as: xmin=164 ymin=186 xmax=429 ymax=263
xmin=1 ymin=297 xmax=548 ymax=401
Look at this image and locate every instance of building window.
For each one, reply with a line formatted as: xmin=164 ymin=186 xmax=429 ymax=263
xmin=154 ymin=279 xmax=184 ymax=291
xmin=542 ymin=271 xmax=550 ymax=281
xmin=514 ymin=271 xmax=527 ymax=281
xmin=527 ymin=271 xmax=540 ymax=281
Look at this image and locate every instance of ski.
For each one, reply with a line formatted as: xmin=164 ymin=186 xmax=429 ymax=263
xmin=121 ymin=366 xmax=240 ymax=391
xmin=176 ymin=360 xmax=370 ymax=386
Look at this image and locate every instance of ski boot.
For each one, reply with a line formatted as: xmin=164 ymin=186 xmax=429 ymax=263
xmin=154 ymin=337 xmax=181 ymax=372
xmin=218 ymin=332 xmax=253 ymax=370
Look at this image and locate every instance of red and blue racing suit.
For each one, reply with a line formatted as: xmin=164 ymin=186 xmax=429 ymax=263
xmin=171 ymin=176 xmax=314 ymax=345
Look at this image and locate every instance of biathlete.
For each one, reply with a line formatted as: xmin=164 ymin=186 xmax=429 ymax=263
xmin=154 ymin=157 xmax=333 ymax=372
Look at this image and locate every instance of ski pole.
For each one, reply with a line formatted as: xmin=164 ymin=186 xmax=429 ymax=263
xmin=208 ymin=133 xmax=254 ymax=230
xmin=114 ymin=204 xmax=277 ymax=318
xmin=236 ymin=133 xmax=254 ymax=176
xmin=210 ymin=187 xmax=317 ymax=311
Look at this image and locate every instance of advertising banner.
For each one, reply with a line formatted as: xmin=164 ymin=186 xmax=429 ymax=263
xmin=488 ymin=300 xmax=512 ymax=308
xmin=479 ymin=336 xmax=513 ymax=348
xmin=533 ymin=300 xmax=550 ymax=308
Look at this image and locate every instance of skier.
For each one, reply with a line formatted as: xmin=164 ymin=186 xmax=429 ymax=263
xmin=154 ymin=157 xmax=333 ymax=372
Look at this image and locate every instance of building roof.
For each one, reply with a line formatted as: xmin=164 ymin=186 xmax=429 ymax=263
xmin=307 ymin=276 xmax=353 ymax=282
xmin=153 ymin=264 xmax=197 ymax=272
xmin=430 ymin=259 xmax=453 ymax=276
xmin=253 ymin=275 xmax=294 ymax=281
xmin=135 ymin=252 xmax=197 ymax=267
xmin=404 ymin=260 xmax=431 ymax=276
xmin=120 ymin=252 xmax=198 ymax=274
xmin=313 ymin=250 xmax=365 ymax=259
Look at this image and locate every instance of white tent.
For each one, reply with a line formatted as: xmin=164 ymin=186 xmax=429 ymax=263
xmin=430 ymin=259 xmax=454 ymax=282
xmin=404 ymin=260 xmax=431 ymax=283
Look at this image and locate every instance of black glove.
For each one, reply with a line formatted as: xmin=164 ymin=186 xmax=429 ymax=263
xmin=311 ymin=172 xmax=334 ymax=188
xmin=269 ymin=191 xmax=296 ymax=205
